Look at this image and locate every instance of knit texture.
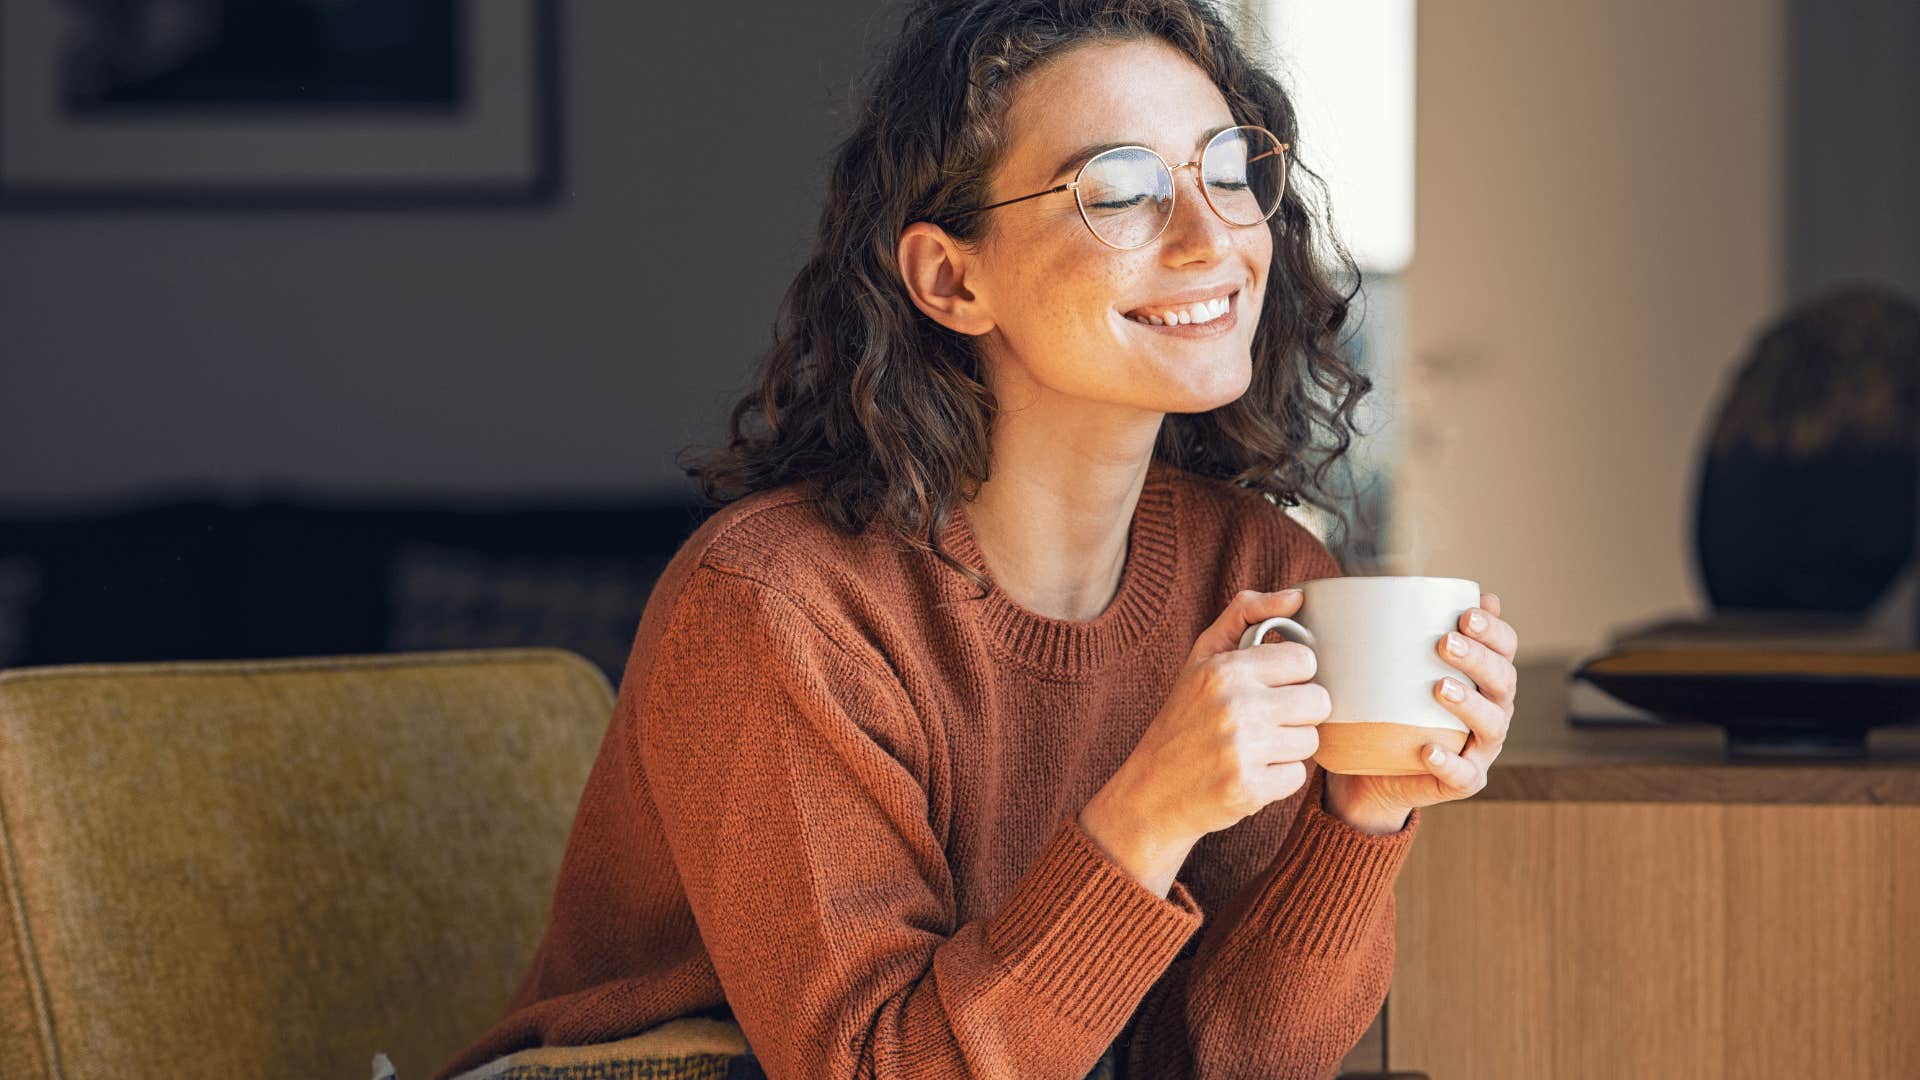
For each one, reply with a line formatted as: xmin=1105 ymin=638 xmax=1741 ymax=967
xmin=434 ymin=459 xmax=1420 ymax=1080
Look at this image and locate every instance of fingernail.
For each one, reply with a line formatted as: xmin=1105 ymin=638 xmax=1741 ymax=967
xmin=1467 ymin=610 xmax=1487 ymax=632
xmin=1440 ymin=677 xmax=1465 ymax=701
xmin=1427 ymin=745 xmax=1445 ymax=765
xmin=1278 ymin=588 xmax=1301 ymax=600
xmin=1445 ymin=632 xmax=1467 ymax=657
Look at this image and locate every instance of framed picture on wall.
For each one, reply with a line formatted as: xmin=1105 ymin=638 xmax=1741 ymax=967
xmin=0 ymin=0 xmax=561 ymax=209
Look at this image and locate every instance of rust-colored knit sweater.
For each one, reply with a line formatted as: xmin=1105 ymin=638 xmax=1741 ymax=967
xmin=435 ymin=459 xmax=1420 ymax=1080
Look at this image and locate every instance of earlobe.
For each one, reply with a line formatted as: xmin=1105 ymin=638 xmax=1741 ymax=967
xmin=896 ymin=222 xmax=994 ymax=336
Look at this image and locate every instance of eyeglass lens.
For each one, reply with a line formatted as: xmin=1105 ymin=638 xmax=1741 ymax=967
xmin=1074 ymin=126 xmax=1286 ymax=249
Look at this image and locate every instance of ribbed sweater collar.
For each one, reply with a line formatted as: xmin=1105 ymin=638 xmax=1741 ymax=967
xmin=938 ymin=459 xmax=1181 ymax=678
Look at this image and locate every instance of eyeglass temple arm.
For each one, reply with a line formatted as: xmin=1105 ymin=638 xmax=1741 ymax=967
xmin=947 ymin=183 xmax=1073 ymax=218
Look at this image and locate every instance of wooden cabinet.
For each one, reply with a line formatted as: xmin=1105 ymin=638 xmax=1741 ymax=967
xmin=1378 ymin=658 xmax=1920 ymax=1079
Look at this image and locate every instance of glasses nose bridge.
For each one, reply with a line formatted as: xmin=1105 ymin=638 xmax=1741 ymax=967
xmin=1167 ymin=157 xmax=1204 ymax=194
xmin=1162 ymin=157 xmax=1224 ymax=229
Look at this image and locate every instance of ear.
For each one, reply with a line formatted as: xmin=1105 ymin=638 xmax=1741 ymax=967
xmin=896 ymin=221 xmax=996 ymax=336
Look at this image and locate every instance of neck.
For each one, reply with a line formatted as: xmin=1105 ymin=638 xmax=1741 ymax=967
xmin=961 ymin=414 xmax=1162 ymax=623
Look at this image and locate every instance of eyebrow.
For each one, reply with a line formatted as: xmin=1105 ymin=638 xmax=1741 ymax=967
xmin=1044 ymin=126 xmax=1235 ymax=182
xmin=1047 ymin=142 xmax=1131 ymax=183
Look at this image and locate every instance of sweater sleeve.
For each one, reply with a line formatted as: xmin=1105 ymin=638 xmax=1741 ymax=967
xmin=1113 ymin=514 xmax=1420 ymax=1077
xmin=1120 ymin=767 xmax=1418 ymax=1077
xmin=635 ymin=564 xmax=1205 ymax=1080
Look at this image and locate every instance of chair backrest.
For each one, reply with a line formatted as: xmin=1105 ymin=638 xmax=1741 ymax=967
xmin=0 ymin=647 xmax=613 ymax=1079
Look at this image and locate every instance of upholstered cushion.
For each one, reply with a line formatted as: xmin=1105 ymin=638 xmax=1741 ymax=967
xmin=0 ymin=647 xmax=613 ymax=1080
xmin=446 ymin=1017 xmax=753 ymax=1080
xmin=441 ymin=1019 xmax=1125 ymax=1080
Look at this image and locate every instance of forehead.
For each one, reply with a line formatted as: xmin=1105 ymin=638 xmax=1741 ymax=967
xmin=1000 ymin=37 xmax=1236 ymax=176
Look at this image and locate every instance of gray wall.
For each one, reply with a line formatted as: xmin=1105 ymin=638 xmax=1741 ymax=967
xmin=0 ymin=1 xmax=899 ymax=503
xmin=1788 ymin=0 xmax=1920 ymax=305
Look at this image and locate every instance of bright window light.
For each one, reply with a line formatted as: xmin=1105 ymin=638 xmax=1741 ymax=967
xmin=1252 ymin=0 xmax=1416 ymax=275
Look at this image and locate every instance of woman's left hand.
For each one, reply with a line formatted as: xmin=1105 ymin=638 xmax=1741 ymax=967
xmin=1324 ymin=592 xmax=1520 ymax=832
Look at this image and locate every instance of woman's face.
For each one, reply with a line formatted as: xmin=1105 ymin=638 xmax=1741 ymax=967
xmin=908 ymin=37 xmax=1274 ymax=421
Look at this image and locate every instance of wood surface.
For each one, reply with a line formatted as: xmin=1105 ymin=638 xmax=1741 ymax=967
xmin=1389 ymin=801 xmax=1920 ymax=1078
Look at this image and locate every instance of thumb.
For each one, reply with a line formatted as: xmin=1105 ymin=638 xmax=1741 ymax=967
xmin=1188 ymin=588 xmax=1306 ymax=664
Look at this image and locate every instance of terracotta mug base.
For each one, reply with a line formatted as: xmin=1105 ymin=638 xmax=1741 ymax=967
xmin=1314 ymin=721 xmax=1470 ymax=776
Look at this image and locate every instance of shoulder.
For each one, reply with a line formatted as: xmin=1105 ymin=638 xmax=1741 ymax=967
xmin=682 ymin=482 xmax=917 ymax=592
xmin=637 ymin=486 xmax=926 ymax=764
xmin=648 ymin=481 xmax=917 ymax=665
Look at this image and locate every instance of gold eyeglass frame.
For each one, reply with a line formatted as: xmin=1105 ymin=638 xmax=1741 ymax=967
xmin=945 ymin=124 xmax=1290 ymax=250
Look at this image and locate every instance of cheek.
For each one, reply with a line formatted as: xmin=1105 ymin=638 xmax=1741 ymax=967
xmin=1246 ymin=229 xmax=1275 ymax=295
xmin=1014 ymin=299 xmax=1127 ymax=376
xmin=1007 ymin=249 xmax=1129 ymax=338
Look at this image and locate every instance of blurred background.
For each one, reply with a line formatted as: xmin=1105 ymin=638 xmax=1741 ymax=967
xmin=0 ymin=0 xmax=1913 ymax=684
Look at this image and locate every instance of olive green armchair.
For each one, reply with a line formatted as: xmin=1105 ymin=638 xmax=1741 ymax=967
xmin=0 ymin=647 xmax=719 ymax=1079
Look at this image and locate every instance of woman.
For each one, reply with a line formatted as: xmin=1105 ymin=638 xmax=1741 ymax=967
xmin=438 ymin=1 xmax=1520 ymax=1077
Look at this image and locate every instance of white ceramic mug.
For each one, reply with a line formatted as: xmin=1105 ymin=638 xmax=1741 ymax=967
xmin=1236 ymin=575 xmax=1479 ymax=775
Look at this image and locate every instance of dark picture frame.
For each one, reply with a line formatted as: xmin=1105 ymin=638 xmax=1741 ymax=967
xmin=0 ymin=0 xmax=562 ymax=210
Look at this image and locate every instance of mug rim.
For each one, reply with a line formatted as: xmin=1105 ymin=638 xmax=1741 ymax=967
xmin=1297 ymin=574 xmax=1479 ymax=588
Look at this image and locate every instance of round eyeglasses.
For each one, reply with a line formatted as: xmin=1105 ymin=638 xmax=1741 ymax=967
xmin=945 ymin=125 xmax=1289 ymax=250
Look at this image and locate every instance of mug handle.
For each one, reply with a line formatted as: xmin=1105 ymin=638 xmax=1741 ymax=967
xmin=1238 ymin=616 xmax=1317 ymax=652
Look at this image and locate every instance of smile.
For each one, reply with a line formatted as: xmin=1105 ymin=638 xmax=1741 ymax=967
xmin=1122 ymin=289 xmax=1239 ymax=335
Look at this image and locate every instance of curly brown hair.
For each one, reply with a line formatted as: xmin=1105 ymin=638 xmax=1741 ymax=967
xmin=677 ymin=0 xmax=1373 ymax=597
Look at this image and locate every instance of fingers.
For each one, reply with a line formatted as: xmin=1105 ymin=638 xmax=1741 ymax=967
xmin=1232 ymin=638 xmax=1318 ymax=688
xmin=1263 ymin=759 xmax=1310 ymax=800
xmin=1459 ymin=603 xmax=1519 ymax=663
xmin=1191 ymin=588 xmax=1305 ymax=663
xmin=1433 ymin=675 xmax=1508 ymax=752
xmin=1437 ymin=628 xmax=1518 ymax=707
xmin=1263 ymin=721 xmax=1320 ymax=763
xmin=1267 ymin=681 xmax=1331 ymax=726
xmin=1419 ymin=741 xmax=1483 ymax=797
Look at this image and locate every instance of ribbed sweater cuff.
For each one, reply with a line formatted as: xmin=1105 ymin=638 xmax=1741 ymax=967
xmin=985 ymin=814 xmax=1204 ymax=1033
xmin=1241 ymin=770 xmax=1420 ymax=957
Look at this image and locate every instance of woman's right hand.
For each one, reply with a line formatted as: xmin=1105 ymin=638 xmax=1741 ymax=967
xmin=1077 ymin=589 xmax=1330 ymax=896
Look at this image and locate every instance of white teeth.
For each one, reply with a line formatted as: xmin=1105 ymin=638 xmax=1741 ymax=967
xmin=1182 ymin=296 xmax=1230 ymax=324
xmin=1126 ymin=293 xmax=1234 ymax=326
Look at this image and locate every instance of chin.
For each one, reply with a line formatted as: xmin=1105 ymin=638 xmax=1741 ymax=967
xmin=1181 ymin=386 xmax=1252 ymax=415
xmin=1156 ymin=355 xmax=1254 ymax=413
